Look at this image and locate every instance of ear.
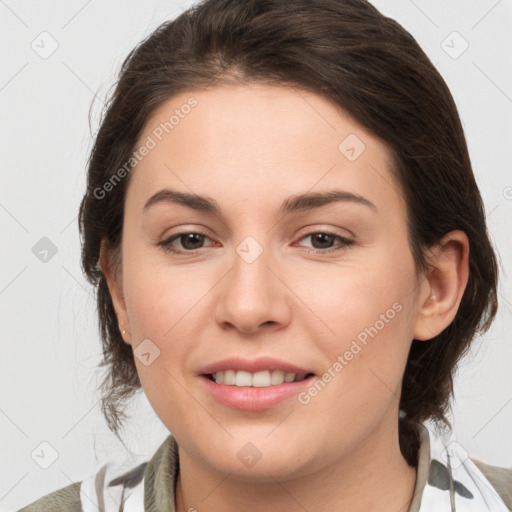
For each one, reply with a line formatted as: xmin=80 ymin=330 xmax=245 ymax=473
xmin=412 ymin=230 xmax=470 ymax=341
xmin=99 ymin=238 xmax=132 ymax=345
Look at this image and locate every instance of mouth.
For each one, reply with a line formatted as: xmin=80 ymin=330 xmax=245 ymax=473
xmin=198 ymin=356 xmax=317 ymax=410
xmin=200 ymin=370 xmax=316 ymax=411
xmin=203 ymin=369 xmax=316 ymax=387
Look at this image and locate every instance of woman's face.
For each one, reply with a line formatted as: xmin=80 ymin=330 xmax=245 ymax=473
xmin=107 ymin=84 xmax=432 ymax=479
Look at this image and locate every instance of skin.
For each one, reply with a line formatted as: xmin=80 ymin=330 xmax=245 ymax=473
xmin=100 ymin=83 xmax=469 ymax=512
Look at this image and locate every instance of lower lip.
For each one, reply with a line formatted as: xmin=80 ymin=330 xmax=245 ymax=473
xmin=199 ymin=375 xmax=315 ymax=411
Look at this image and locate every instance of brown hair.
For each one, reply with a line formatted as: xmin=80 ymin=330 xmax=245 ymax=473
xmin=79 ymin=0 xmax=498 ymax=466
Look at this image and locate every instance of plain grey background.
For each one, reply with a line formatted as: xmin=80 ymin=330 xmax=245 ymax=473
xmin=1 ymin=1 xmax=511 ymax=510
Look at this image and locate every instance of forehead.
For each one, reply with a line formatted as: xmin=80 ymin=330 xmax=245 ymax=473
xmin=126 ymin=84 xmax=405 ymax=223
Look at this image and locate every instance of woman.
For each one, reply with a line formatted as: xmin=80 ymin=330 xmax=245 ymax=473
xmin=18 ymin=0 xmax=511 ymax=510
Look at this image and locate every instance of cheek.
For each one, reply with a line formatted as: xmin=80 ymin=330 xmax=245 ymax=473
xmin=122 ymin=249 xmax=205 ymax=338
xmin=304 ymin=256 xmax=413 ymax=345
xmin=304 ymin=247 xmax=416 ymax=400
xmin=124 ymin=263 xmax=200 ymax=419
xmin=121 ymin=249 xmax=214 ymax=399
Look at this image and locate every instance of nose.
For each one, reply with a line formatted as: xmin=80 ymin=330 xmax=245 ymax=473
xmin=213 ymin=242 xmax=292 ymax=335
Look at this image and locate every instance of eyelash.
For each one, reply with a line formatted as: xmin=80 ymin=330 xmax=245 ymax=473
xmin=157 ymin=230 xmax=354 ymax=255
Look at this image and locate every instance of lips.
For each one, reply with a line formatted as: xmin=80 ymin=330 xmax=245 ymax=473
xmin=198 ymin=356 xmax=317 ymax=411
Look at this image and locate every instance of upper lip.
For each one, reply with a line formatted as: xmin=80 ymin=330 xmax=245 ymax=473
xmin=199 ymin=356 xmax=314 ymax=376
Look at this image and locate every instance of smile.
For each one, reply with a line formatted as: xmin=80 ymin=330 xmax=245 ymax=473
xmin=207 ymin=369 xmax=313 ymax=387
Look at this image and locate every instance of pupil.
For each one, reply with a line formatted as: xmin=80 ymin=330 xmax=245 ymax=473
xmin=312 ymin=233 xmax=333 ymax=249
xmin=182 ymin=233 xmax=204 ymax=250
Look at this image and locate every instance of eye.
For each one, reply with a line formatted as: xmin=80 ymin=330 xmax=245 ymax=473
xmin=157 ymin=230 xmax=354 ymax=256
xmin=158 ymin=231 xmax=214 ymax=255
xmin=296 ymin=232 xmax=354 ymax=254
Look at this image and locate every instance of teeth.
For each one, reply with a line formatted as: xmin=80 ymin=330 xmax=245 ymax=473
xmin=284 ymin=372 xmax=295 ymax=382
xmin=271 ymin=370 xmax=285 ymax=385
xmin=235 ymin=370 xmax=252 ymax=387
xmin=252 ymin=370 xmax=271 ymax=387
xmin=212 ymin=370 xmax=310 ymax=387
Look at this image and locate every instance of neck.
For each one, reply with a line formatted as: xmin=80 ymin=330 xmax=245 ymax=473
xmin=175 ymin=419 xmax=418 ymax=512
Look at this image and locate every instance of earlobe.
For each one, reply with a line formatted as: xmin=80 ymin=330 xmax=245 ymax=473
xmin=120 ymin=328 xmax=130 ymax=344
xmin=99 ymin=238 xmax=132 ymax=344
xmin=412 ymin=230 xmax=470 ymax=341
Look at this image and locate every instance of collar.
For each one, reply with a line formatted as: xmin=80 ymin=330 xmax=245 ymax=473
xmin=80 ymin=420 xmax=508 ymax=511
xmin=413 ymin=420 xmax=510 ymax=511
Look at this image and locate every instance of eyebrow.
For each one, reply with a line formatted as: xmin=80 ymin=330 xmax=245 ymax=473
xmin=142 ymin=188 xmax=377 ymax=216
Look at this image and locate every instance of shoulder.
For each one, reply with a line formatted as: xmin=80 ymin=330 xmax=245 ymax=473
xmin=15 ymin=458 xmax=147 ymax=512
xmin=16 ymin=481 xmax=82 ymax=512
xmin=16 ymin=458 xmax=148 ymax=512
xmin=471 ymin=457 xmax=512 ymax=510
xmin=15 ymin=435 xmax=177 ymax=512
xmin=410 ymin=420 xmax=512 ymax=512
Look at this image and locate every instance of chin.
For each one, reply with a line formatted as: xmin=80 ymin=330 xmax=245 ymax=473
xmin=218 ymin=456 xmax=310 ymax=482
xmin=193 ymin=437 xmax=314 ymax=481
